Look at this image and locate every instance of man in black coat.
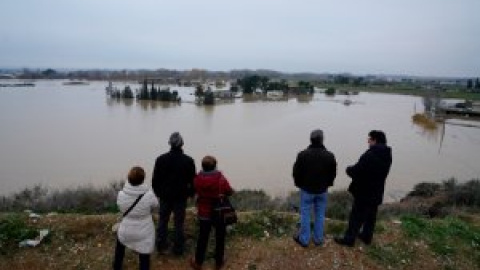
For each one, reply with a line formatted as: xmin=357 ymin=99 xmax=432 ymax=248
xmin=152 ymin=132 xmax=196 ymax=255
xmin=335 ymin=130 xmax=392 ymax=247
xmin=292 ymin=129 xmax=337 ymax=247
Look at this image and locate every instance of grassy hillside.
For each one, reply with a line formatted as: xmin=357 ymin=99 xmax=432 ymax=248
xmin=1 ymin=209 xmax=479 ymax=269
xmin=1 ymin=179 xmax=479 ymax=269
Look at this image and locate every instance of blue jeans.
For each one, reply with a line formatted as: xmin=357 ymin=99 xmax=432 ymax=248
xmin=298 ymin=189 xmax=327 ymax=246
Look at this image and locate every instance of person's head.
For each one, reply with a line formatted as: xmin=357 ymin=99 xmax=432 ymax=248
xmin=128 ymin=166 xmax=145 ymax=186
xmin=368 ymin=130 xmax=387 ymax=145
xmin=310 ymin=129 xmax=324 ymax=145
xmin=168 ymin=132 xmax=184 ymax=149
xmin=201 ymin=155 xmax=217 ymax=172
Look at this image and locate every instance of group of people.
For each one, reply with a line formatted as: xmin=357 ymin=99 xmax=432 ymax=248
xmin=113 ymin=132 xmax=232 ymax=270
xmin=112 ymin=129 xmax=392 ymax=270
xmin=293 ymin=129 xmax=392 ymax=248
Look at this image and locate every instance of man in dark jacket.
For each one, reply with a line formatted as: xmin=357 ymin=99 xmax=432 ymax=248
xmin=335 ymin=130 xmax=392 ymax=247
xmin=152 ymin=132 xmax=196 ymax=255
xmin=292 ymin=129 xmax=337 ymax=247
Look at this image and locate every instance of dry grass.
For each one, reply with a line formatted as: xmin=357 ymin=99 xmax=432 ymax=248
xmin=412 ymin=113 xmax=438 ymax=130
xmin=1 ymin=210 xmax=478 ymax=270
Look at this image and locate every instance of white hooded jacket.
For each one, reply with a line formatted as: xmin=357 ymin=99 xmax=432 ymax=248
xmin=117 ymin=182 xmax=158 ymax=254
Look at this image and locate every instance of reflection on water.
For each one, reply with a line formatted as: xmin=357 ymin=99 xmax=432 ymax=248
xmin=242 ymin=93 xmax=289 ymax=103
xmin=1 ymin=80 xmax=480 ymax=200
xmin=295 ymin=94 xmax=314 ymax=103
xmin=106 ymin=97 xmax=135 ymax=107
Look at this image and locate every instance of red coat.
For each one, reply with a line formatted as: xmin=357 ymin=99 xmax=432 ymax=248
xmin=194 ymin=170 xmax=233 ymax=219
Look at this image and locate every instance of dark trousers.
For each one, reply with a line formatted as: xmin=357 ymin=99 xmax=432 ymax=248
xmin=195 ymin=219 xmax=226 ymax=266
xmin=157 ymin=199 xmax=187 ymax=254
xmin=112 ymin=238 xmax=150 ymax=270
xmin=344 ymin=199 xmax=379 ymax=243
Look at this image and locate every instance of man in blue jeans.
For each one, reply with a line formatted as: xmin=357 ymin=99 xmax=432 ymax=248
xmin=292 ymin=129 xmax=337 ymax=247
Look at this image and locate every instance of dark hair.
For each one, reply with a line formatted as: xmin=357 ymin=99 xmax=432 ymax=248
xmin=128 ymin=166 xmax=145 ymax=186
xmin=369 ymin=130 xmax=387 ymax=144
xmin=201 ymin=155 xmax=217 ymax=172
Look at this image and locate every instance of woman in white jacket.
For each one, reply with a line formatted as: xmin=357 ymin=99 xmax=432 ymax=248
xmin=113 ymin=166 xmax=159 ymax=270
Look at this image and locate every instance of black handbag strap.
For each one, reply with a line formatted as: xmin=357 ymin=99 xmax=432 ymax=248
xmin=217 ymin=178 xmax=225 ymax=201
xmin=123 ymin=193 xmax=145 ymax=218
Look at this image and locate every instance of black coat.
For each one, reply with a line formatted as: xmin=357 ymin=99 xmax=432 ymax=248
xmin=152 ymin=148 xmax=196 ymax=202
xmin=347 ymin=144 xmax=392 ymax=205
xmin=293 ymin=144 xmax=337 ymax=194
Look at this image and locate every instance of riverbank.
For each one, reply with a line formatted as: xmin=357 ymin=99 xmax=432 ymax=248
xmin=1 ymin=179 xmax=479 ymax=269
xmin=320 ymin=84 xmax=480 ymax=101
xmin=1 ymin=209 xmax=479 ymax=269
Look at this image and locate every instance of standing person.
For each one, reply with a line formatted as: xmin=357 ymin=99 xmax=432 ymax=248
xmin=190 ymin=156 xmax=234 ymax=270
xmin=152 ymin=132 xmax=196 ymax=255
xmin=113 ymin=166 xmax=159 ymax=270
xmin=335 ymin=130 xmax=392 ymax=247
xmin=292 ymin=129 xmax=337 ymax=247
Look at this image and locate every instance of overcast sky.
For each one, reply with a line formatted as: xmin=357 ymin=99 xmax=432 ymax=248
xmin=0 ymin=0 xmax=479 ymax=77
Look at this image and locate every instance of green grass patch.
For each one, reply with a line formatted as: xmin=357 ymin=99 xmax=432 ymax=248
xmin=401 ymin=215 xmax=480 ymax=267
xmin=367 ymin=242 xmax=416 ymax=268
xmin=231 ymin=210 xmax=297 ymax=239
xmin=325 ymin=220 xmax=346 ymax=235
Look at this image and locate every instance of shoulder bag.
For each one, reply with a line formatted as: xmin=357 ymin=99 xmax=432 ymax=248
xmin=112 ymin=193 xmax=146 ymax=232
xmin=211 ymin=179 xmax=237 ymax=226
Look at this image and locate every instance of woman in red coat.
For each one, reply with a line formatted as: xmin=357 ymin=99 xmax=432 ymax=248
xmin=190 ymin=156 xmax=234 ymax=270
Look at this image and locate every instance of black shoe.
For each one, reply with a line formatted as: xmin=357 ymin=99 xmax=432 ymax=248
xmin=189 ymin=257 xmax=202 ymax=270
xmin=215 ymin=259 xmax=225 ymax=270
xmin=157 ymin=243 xmax=169 ymax=255
xmin=358 ymin=234 xmax=372 ymax=245
xmin=293 ymin=235 xmax=308 ymax=248
xmin=334 ymin=236 xmax=354 ymax=247
xmin=172 ymin=249 xmax=184 ymax=256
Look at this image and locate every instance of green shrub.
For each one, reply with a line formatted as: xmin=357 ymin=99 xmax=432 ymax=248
xmin=0 ymin=181 xmax=122 ymax=214
xmin=325 ymin=220 xmax=346 ymax=235
xmin=325 ymin=87 xmax=336 ymax=95
xmin=447 ymin=179 xmax=480 ymax=207
xmin=231 ymin=190 xmax=273 ymax=211
xmin=0 ymin=214 xmax=37 ymax=255
xmin=407 ymin=182 xmax=442 ymax=197
xmin=326 ymin=190 xmax=352 ymax=220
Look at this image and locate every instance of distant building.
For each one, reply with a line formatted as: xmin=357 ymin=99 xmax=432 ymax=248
xmin=0 ymin=74 xmax=15 ymax=79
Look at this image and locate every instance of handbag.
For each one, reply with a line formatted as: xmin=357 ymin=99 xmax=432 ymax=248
xmin=211 ymin=196 xmax=237 ymax=226
xmin=112 ymin=193 xmax=145 ymax=232
xmin=211 ymin=179 xmax=237 ymax=226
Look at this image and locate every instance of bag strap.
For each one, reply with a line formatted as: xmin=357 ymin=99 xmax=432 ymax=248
xmin=122 ymin=193 xmax=145 ymax=218
xmin=217 ymin=177 xmax=224 ymax=201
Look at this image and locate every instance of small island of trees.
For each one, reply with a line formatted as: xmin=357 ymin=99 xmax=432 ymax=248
xmin=107 ymin=79 xmax=180 ymax=103
xmin=107 ymin=75 xmax=317 ymax=106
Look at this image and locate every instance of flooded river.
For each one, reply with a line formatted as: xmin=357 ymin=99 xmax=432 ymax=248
xmin=1 ymin=80 xmax=479 ymax=200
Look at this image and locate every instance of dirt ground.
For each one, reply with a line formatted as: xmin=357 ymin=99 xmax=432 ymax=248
xmin=0 ymin=213 xmax=475 ymax=270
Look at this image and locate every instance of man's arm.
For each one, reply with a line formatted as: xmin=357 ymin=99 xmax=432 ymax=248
xmin=292 ymin=152 xmax=304 ymax=188
xmin=346 ymin=152 xmax=369 ymax=179
xmin=186 ymin=157 xmax=196 ymax=198
xmin=151 ymin=158 xmax=162 ymax=197
xmin=328 ymin=155 xmax=337 ymax=186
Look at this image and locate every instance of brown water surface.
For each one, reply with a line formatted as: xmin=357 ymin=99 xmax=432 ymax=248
xmin=1 ymin=80 xmax=479 ymax=200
